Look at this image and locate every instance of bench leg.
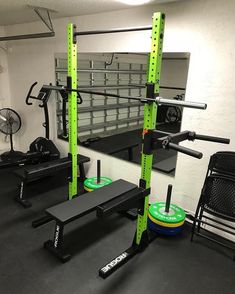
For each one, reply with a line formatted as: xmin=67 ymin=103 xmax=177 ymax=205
xmin=99 ymin=229 xmax=151 ymax=278
xmin=32 ymin=215 xmax=53 ymax=228
xmin=119 ymin=208 xmax=138 ymax=220
xmin=99 ymin=245 xmax=139 ymax=278
xmin=44 ymin=222 xmax=71 ymax=263
xmin=128 ymin=147 xmax=133 ymax=161
xmin=15 ymin=180 xmax=32 ymax=208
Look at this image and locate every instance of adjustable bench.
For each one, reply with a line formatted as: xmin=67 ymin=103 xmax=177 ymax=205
xmin=44 ymin=179 xmax=147 ymax=262
xmin=14 ymin=154 xmax=90 ymax=208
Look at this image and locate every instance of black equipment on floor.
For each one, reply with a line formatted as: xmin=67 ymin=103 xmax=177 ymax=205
xmin=29 ymin=137 xmax=60 ymax=162
xmin=0 ymin=83 xmax=60 ymax=169
xmin=43 ymin=179 xmax=147 ymax=262
xmin=26 ymin=82 xmax=52 ymax=139
xmin=0 ymin=138 xmax=60 ymax=169
xmin=23 ymin=82 xmax=60 ymax=163
xmin=14 ymin=154 xmax=90 ymax=208
xmin=191 ymin=151 xmax=235 ymax=259
xmin=0 ymin=108 xmax=25 ymax=161
xmin=24 ymin=82 xmax=60 ymax=163
xmin=42 ymin=130 xmax=230 ymax=273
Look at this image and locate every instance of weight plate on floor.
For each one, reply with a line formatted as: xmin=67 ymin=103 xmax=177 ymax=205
xmin=84 ymin=185 xmax=94 ymax=192
xmin=149 ymin=202 xmax=186 ymax=224
xmin=148 ymin=213 xmax=185 ymax=228
xmin=84 ymin=176 xmax=113 ymax=190
xmin=148 ymin=218 xmax=184 ymax=236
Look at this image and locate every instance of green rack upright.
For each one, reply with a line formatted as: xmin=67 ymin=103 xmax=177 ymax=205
xmin=67 ymin=24 xmax=78 ymax=200
xmin=136 ymin=12 xmax=165 ymax=245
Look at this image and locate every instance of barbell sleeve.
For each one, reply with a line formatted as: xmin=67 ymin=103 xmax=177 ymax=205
xmin=193 ymin=134 xmax=230 ymax=144
xmin=167 ymin=142 xmax=203 ymax=159
xmin=43 ymin=84 xmax=66 ymax=91
xmin=155 ymin=97 xmax=207 ymax=110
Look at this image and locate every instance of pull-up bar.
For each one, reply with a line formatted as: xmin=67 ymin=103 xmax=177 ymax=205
xmin=74 ymin=26 xmax=152 ymax=36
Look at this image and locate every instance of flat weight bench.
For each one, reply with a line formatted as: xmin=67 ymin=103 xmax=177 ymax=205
xmin=44 ymin=179 xmax=146 ymax=262
xmin=14 ymin=154 xmax=90 ymax=208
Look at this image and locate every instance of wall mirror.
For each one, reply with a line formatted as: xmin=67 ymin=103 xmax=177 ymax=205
xmin=55 ymin=52 xmax=190 ymax=175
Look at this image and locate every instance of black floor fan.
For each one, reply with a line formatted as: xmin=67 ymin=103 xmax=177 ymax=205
xmin=0 ymin=108 xmax=25 ymax=161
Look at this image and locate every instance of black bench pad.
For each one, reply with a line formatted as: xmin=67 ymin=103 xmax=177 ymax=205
xmin=46 ymin=179 xmax=137 ymax=224
xmin=14 ymin=154 xmax=90 ymax=180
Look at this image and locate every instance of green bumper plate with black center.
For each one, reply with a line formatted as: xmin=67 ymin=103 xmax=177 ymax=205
xmin=149 ymin=202 xmax=186 ymax=224
xmin=84 ymin=177 xmax=113 ymax=190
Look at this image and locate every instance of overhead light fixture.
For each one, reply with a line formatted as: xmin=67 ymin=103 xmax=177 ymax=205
xmin=118 ymin=0 xmax=152 ymax=6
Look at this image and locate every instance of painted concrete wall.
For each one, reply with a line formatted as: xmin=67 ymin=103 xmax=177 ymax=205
xmin=0 ymin=26 xmax=12 ymax=153
xmin=3 ymin=0 xmax=235 ymax=237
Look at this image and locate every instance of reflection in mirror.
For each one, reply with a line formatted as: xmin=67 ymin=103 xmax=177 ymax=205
xmin=55 ymin=52 xmax=190 ymax=175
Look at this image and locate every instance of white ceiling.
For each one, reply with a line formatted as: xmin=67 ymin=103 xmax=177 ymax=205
xmin=0 ymin=0 xmax=183 ymax=26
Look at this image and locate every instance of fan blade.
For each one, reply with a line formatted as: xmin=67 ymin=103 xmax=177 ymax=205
xmin=0 ymin=108 xmax=21 ymax=135
xmin=0 ymin=114 xmax=7 ymax=122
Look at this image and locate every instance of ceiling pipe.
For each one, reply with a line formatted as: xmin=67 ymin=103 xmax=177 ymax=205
xmin=0 ymin=6 xmax=55 ymax=41
xmin=0 ymin=32 xmax=55 ymax=41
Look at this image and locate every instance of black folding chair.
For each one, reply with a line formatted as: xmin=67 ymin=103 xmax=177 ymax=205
xmin=191 ymin=151 xmax=235 ymax=259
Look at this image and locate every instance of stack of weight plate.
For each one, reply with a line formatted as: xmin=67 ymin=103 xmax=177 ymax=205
xmin=84 ymin=176 xmax=113 ymax=192
xmin=148 ymin=202 xmax=186 ymax=235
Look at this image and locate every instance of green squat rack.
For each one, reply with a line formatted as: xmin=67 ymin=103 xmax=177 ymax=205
xmin=67 ymin=23 xmax=78 ymax=200
xmin=136 ymin=12 xmax=165 ymax=247
xmin=41 ymin=12 xmax=230 ymax=278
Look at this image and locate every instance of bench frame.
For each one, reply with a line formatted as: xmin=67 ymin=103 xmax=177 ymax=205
xmin=15 ymin=158 xmax=88 ymax=208
xmin=44 ymin=180 xmax=149 ymax=262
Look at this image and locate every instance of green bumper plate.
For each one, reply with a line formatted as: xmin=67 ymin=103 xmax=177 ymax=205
xmin=84 ymin=176 xmax=113 ymax=190
xmin=149 ymin=202 xmax=186 ymax=224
